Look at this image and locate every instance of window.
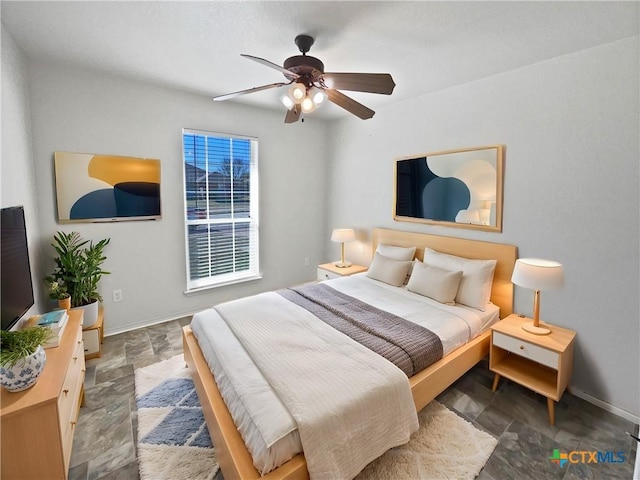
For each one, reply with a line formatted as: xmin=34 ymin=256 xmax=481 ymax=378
xmin=182 ymin=129 xmax=259 ymax=291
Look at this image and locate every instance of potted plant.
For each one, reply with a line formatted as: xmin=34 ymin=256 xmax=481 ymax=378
xmin=0 ymin=326 xmax=52 ymax=392
xmin=47 ymin=280 xmax=71 ymax=312
xmin=45 ymin=231 xmax=110 ymax=327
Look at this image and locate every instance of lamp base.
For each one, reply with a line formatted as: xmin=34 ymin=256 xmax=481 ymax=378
xmin=522 ymin=322 xmax=552 ymax=335
xmin=334 ymin=261 xmax=352 ymax=268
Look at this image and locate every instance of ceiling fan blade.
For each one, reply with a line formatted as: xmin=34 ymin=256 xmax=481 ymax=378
xmin=213 ymin=82 xmax=289 ymax=102
xmin=325 ymin=89 xmax=375 ymax=120
xmin=241 ymin=54 xmax=300 ymax=79
xmin=284 ymin=106 xmax=301 ymax=124
xmin=322 ymin=73 xmax=395 ymax=95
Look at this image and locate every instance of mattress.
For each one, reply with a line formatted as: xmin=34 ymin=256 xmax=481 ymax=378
xmin=190 ymin=273 xmax=500 ymax=474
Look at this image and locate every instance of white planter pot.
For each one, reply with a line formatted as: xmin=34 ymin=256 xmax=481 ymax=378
xmin=72 ymin=299 xmax=99 ymax=328
xmin=0 ymin=345 xmax=47 ymax=392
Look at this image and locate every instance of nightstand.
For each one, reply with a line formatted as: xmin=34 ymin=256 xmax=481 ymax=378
xmin=317 ymin=262 xmax=367 ymax=281
xmin=489 ymin=313 xmax=576 ymax=425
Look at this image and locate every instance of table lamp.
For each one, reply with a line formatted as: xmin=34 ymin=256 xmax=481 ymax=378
xmin=331 ymin=228 xmax=355 ymax=268
xmin=511 ymin=258 xmax=564 ymax=335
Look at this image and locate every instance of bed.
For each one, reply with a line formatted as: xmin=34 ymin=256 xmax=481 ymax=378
xmin=183 ymin=228 xmax=517 ymax=480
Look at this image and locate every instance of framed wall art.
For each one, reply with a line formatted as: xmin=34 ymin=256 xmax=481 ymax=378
xmin=394 ymin=145 xmax=504 ymax=232
xmin=54 ymin=152 xmax=161 ymax=223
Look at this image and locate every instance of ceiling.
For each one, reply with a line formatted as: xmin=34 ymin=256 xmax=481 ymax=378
xmin=2 ymin=1 xmax=638 ymax=120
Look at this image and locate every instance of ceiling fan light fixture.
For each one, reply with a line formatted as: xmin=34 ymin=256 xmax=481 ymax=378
xmin=288 ymin=83 xmax=306 ymax=103
xmin=301 ymin=96 xmax=316 ymax=113
xmin=309 ymin=86 xmax=327 ymax=106
xmin=280 ymin=94 xmax=295 ymax=110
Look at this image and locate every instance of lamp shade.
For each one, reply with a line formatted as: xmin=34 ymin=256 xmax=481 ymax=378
xmin=331 ymin=228 xmax=356 ymax=243
xmin=511 ymin=258 xmax=564 ymax=290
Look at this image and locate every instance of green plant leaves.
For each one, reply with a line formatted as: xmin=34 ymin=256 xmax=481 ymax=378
xmin=45 ymin=232 xmax=110 ymax=308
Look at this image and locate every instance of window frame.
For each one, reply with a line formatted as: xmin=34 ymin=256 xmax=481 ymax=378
xmin=182 ymin=128 xmax=260 ymax=292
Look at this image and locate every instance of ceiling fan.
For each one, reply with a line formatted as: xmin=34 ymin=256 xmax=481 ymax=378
xmin=213 ymin=34 xmax=396 ymax=123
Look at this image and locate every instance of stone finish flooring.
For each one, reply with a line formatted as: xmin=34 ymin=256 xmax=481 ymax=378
xmin=69 ymin=318 xmax=638 ymax=480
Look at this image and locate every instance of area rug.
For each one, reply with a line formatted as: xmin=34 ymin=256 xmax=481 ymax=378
xmin=355 ymin=400 xmax=498 ymax=479
xmin=135 ymin=355 xmax=497 ymax=480
xmin=134 ymin=355 xmax=218 ymax=480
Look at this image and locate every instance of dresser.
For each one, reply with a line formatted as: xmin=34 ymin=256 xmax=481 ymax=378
xmin=1 ymin=310 xmax=85 ymax=479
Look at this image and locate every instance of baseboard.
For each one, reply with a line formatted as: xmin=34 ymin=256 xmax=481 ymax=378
xmin=570 ymin=387 xmax=640 ymax=424
xmin=104 ymin=309 xmax=200 ymax=337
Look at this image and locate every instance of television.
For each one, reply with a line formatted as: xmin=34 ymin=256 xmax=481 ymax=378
xmin=1 ymin=206 xmax=35 ymax=331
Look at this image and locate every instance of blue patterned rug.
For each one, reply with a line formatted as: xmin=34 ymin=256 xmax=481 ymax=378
xmin=134 ymin=355 xmax=218 ymax=480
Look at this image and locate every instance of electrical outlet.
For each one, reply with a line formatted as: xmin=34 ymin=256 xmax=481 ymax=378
xmin=112 ymin=289 xmax=123 ymax=303
xmin=304 ymin=257 xmax=310 ymax=267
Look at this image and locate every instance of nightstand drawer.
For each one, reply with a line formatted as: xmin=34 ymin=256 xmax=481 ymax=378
xmin=317 ymin=268 xmax=340 ymax=281
xmin=493 ymin=331 xmax=559 ymax=369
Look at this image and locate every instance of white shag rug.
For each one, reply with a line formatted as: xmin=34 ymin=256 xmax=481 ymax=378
xmin=135 ymin=355 xmax=218 ymax=480
xmin=135 ymin=355 xmax=497 ymax=480
xmin=356 ymin=400 xmax=498 ymax=480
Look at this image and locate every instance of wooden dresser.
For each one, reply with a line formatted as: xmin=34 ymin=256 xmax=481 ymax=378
xmin=1 ymin=310 xmax=85 ymax=479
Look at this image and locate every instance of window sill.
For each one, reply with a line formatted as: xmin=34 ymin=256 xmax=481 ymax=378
xmin=184 ymin=274 xmax=262 ymax=295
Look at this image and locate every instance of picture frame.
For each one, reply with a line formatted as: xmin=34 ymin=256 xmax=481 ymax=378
xmin=54 ymin=152 xmax=161 ymax=223
xmin=394 ymin=145 xmax=504 ymax=232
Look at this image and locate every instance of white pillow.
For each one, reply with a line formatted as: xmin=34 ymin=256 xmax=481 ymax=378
xmin=375 ymin=244 xmax=416 ymax=261
xmin=406 ymin=262 xmax=463 ymax=305
xmin=423 ymin=248 xmax=497 ymax=311
xmin=376 ymin=244 xmax=417 ymax=283
xmin=366 ymin=253 xmax=413 ymax=287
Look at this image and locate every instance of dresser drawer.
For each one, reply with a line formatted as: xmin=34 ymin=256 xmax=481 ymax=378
xmin=57 ymin=330 xmax=85 ymax=436
xmin=317 ymin=268 xmax=340 ymax=281
xmin=492 ymin=331 xmax=559 ymax=369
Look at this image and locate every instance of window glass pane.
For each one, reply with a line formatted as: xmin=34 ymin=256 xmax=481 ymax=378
xmin=184 ymin=134 xmax=208 ymax=221
xmin=207 ymin=136 xmax=231 ymax=218
xmin=188 ymin=223 xmax=210 ymax=281
xmin=233 ymin=139 xmax=251 ymax=219
xmin=183 ymin=129 xmax=259 ymax=290
xmin=234 ymin=222 xmax=251 ymax=271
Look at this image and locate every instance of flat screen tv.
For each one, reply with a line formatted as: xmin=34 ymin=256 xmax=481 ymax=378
xmin=54 ymin=151 xmax=162 ymax=223
xmin=1 ymin=206 xmax=35 ymax=331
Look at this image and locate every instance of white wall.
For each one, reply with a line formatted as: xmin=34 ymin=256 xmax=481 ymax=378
xmin=1 ymin=27 xmax=44 ymax=326
xmin=26 ymin=60 xmax=329 ymax=335
xmin=326 ymin=37 xmax=640 ymax=418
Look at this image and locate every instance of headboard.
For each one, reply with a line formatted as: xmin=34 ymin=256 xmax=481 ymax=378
xmin=372 ymin=228 xmax=517 ymax=318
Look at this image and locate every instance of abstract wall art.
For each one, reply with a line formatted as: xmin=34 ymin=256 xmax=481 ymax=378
xmin=54 ymin=152 xmax=161 ymax=223
xmin=394 ymin=145 xmax=504 ymax=232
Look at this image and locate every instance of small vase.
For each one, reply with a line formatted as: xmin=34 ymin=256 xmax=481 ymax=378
xmin=0 ymin=345 xmax=47 ymax=392
xmin=58 ymin=296 xmax=71 ymax=313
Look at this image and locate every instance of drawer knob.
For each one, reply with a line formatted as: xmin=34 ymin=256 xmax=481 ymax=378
xmin=71 ymin=421 xmax=76 ymax=427
xmin=520 ymin=345 xmax=524 ymax=350
xmin=73 ymin=356 xmax=78 ymax=361
xmin=78 ymin=340 xmax=82 ymax=344
xmin=63 ymin=389 xmax=69 ymax=395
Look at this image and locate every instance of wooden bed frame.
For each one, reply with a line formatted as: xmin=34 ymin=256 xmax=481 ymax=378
xmin=183 ymin=228 xmax=517 ymax=480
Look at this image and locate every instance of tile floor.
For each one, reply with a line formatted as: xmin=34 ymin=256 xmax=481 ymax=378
xmin=69 ymin=318 xmax=638 ymax=480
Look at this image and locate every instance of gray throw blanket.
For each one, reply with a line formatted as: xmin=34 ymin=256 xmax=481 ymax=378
xmin=278 ymin=283 xmax=443 ymax=376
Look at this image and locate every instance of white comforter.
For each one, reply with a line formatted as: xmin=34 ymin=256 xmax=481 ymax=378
xmin=191 ymin=274 xmax=499 ymax=476
xmin=215 ymin=291 xmax=419 ymax=480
